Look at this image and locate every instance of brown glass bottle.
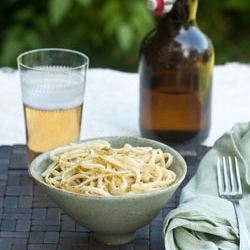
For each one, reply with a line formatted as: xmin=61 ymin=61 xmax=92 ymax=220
xmin=139 ymin=0 xmax=214 ymax=146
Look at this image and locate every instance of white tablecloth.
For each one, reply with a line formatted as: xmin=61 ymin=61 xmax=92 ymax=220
xmin=1 ymin=63 xmax=250 ymax=147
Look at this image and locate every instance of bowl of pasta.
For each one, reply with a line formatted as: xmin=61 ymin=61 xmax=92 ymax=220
xmin=29 ymin=136 xmax=187 ymax=245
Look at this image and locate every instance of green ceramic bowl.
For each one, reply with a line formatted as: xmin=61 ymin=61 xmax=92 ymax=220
xmin=29 ymin=136 xmax=187 ymax=245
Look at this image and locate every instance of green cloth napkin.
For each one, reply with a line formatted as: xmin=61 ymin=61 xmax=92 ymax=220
xmin=163 ymin=122 xmax=250 ymax=250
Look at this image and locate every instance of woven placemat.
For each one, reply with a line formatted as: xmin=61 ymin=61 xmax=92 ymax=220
xmin=0 ymin=144 xmax=209 ymax=250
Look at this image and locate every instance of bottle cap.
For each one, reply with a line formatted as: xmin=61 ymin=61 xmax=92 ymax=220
xmin=146 ymin=0 xmax=175 ymax=15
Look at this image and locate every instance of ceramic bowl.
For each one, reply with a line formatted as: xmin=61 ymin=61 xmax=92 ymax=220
xmin=29 ymin=136 xmax=187 ymax=245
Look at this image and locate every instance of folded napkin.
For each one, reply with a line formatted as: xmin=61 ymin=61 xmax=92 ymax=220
xmin=163 ymin=122 xmax=250 ymax=250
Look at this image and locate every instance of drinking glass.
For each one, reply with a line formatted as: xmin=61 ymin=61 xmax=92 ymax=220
xmin=17 ymin=48 xmax=89 ymax=165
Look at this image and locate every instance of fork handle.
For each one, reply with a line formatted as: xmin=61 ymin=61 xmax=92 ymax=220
xmin=233 ymin=200 xmax=250 ymax=250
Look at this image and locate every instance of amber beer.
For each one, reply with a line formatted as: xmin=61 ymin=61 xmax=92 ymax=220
xmin=21 ymin=72 xmax=85 ymax=165
xmin=18 ymin=49 xmax=88 ymax=165
xmin=24 ymin=104 xmax=83 ymax=164
xmin=20 ymin=67 xmax=87 ymax=165
xmin=140 ymin=69 xmax=212 ymax=142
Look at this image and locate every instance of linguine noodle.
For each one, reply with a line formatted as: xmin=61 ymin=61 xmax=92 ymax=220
xmin=41 ymin=140 xmax=176 ymax=196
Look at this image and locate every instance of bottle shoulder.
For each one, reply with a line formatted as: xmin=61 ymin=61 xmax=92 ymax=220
xmin=140 ymin=23 xmax=214 ymax=65
xmin=141 ymin=24 xmax=212 ymax=51
xmin=174 ymin=26 xmax=213 ymax=53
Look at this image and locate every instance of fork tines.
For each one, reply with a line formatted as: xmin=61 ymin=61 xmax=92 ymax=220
xmin=217 ymin=156 xmax=242 ymax=197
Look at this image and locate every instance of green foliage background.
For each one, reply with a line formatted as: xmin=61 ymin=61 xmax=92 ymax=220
xmin=0 ymin=0 xmax=250 ymax=72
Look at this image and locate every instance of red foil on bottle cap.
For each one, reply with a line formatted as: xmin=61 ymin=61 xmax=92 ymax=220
xmin=147 ymin=0 xmax=165 ymax=15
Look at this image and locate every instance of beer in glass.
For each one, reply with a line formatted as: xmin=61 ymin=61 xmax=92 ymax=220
xmin=17 ymin=48 xmax=89 ymax=165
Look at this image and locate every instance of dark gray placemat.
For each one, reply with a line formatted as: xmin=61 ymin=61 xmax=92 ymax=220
xmin=0 ymin=144 xmax=209 ymax=250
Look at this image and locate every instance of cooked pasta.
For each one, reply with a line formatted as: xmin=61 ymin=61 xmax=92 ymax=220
xmin=41 ymin=140 xmax=176 ymax=196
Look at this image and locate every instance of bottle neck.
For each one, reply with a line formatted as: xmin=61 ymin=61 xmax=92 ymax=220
xmin=161 ymin=0 xmax=198 ymax=24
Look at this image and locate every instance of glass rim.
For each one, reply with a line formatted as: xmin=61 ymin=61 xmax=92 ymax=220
xmin=17 ymin=48 xmax=89 ymax=71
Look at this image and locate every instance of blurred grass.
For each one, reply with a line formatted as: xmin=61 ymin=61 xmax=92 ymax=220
xmin=0 ymin=0 xmax=250 ymax=72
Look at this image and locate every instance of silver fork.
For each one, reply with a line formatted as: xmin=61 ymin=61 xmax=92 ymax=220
xmin=217 ymin=156 xmax=250 ymax=250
